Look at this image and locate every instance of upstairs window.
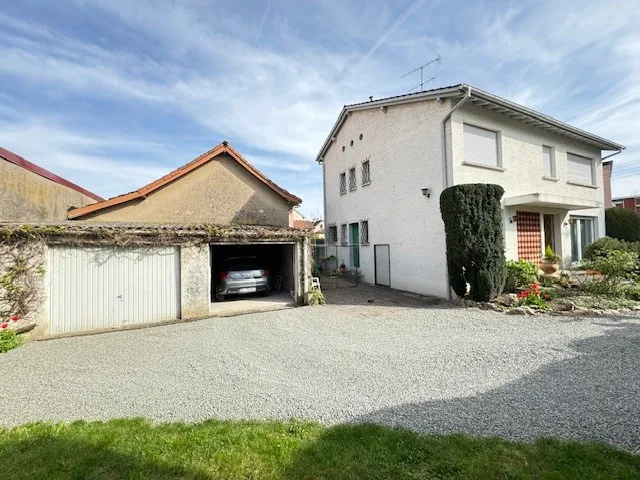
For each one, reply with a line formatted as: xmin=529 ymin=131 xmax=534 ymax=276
xmin=348 ymin=167 xmax=357 ymax=191
xmin=542 ymin=145 xmax=555 ymax=178
xmin=339 ymin=172 xmax=347 ymax=195
xmin=567 ymin=153 xmax=595 ymax=186
xmin=340 ymin=224 xmax=347 ymax=245
xmin=327 ymin=225 xmax=338 ymax=244
xmin=361 ymin=160 xmax=371 ymax=185
xmin=463 ymin=123 xmax=499 ymax=167
xmin=360 ymin=220 xmax=369 ymax=245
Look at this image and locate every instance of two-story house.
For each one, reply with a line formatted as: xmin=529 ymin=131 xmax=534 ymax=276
xmin=316 ymin=84 xmax=624 ymax=299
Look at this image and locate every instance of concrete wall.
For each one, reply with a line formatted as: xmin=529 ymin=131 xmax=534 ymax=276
xmin=0 ymin=160 xmax=96 ymax=222
xmin=323 ymin=100 xmax=451 ymax=298
xmin=180 ymin=244 xmax=211 ymax=319
xmin=0 ymin=242 xmax=48 ymax=338
xmin=450 ymin=103 xmax=606 ymax=265
xmin=80 ymin=154 xmax=291 ymax=227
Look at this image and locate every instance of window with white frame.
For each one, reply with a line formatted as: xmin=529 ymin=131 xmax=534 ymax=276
xmin=360 ymin=220 xmax=369 ymax=245
xmin=542 ymin=145 xmax=555 ymax=178
xmin=361 ymin=160 xmax=371 ymax=185
xmin=570 ymin=217 xmax=595 ymax=262
xmin=463 ymin=123 xmax=499 ymax=167
xmin=339 ymin=172 xmax=347 ymax=195
xmin=327 ymin=225 xmax=337 ymax=244
xmin=340 ymin=224 xmax=347 ymax=245
xmin=567 ymin=153 xmax=595 ymax=186
xmin=348 ymin=167 xmax=357 ymax=191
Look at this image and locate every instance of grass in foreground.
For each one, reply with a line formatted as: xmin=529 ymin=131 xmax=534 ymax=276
xmin=0 ymin=419 xmax=638 ymax=479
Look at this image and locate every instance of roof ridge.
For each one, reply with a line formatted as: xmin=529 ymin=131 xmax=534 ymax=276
xmin=67 ymin=142 xmax=301 ymax=219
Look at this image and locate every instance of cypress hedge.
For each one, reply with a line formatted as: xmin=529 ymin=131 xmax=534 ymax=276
xmin=440 ymin=184 xmax=506 ymax=301
xmin=605 ymin=207 xmax=640 ymax=242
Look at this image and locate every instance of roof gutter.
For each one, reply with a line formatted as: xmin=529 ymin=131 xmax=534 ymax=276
xmin=440 ymin=85 xmax=472 ymax=302
xmin=441 ymin=85 xmax=472 ymax=189
xmin=602 ymin=148 xmax=625 ymax=163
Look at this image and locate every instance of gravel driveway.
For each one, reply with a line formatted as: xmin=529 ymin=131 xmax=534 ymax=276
xmin=2 ymin=292 xmax=639 ymax=452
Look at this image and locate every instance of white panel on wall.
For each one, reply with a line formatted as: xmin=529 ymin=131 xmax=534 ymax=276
xmin=463 ymin=123 xmax=498 ymax=166
xmin=49 ymin=246 xmax=180 ymax=334
xmin=567 ymin=153 xmax=594 ymax=185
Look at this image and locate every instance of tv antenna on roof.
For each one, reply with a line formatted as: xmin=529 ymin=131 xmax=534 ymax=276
xmin=401 ymin=54 xmax=442 ymax=92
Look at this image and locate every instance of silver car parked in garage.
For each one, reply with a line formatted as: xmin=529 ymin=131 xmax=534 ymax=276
xmin=216 ymin=256 xmax=271 ymax=301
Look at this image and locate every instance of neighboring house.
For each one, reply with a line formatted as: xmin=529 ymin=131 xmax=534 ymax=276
xmin=68 ymin=141 xmax=301 ymax=226
xmin=317 ymin=84 xmax=624 ymax=299
xmin=312 ymin=219 xmax=325 ymax=240
xmin=612 ymin=196 xmax=640 ymax=214
xmin=289 ymin=208 xmax=314 ymax=229
xmin=0 ymin=146 xmax=102 ymax=221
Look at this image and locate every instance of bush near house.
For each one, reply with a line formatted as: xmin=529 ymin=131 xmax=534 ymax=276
xmin=605 ymin=207 xmax=640 ymax=242
xmin=505 ymin=259 xmax=538 ymax=292
xmin=440 ymin=184 xmax=506 ymax=302
xmin=582 ymin=236 xmax=640 ymax=261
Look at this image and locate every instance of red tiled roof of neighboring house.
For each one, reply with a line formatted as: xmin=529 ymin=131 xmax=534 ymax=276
xmin=0 ymin=146 xmax=104 ymax=202
xmin=68 ymin=141 xmax=302 ymax=219
xmin=293 ymin=219 xmax=314 ymax=229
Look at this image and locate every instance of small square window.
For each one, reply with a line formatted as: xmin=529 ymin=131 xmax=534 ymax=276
xmin=463 ymin=123 xmax=499 ymax=167
xmin=348 ymin=167 xmax=357 ymax=191
xmin=340 ymin=224 xmax=347 ymax=245
xmin=327 ymin=225 xmax=338 ymax=244
xmin=339 ymin=172 xmax=347 ymax=195
xmin=360 ymin=220 xmax=369 ymax=245
xmin=361 ymin=160 xmax=371 ymax=185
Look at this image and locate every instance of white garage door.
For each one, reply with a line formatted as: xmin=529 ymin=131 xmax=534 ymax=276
xmin=49 ymin=246 xmax=180 ymax=334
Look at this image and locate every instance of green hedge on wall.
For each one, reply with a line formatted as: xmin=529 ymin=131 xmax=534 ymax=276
xmin=440 ymin=184 xmax=506 ymax=301
xmin=606 ymin=207 xmax=640 ymax=242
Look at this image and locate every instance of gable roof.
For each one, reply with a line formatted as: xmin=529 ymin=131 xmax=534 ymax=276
xmin=68 ymin=141 xmax=301 ymax=219
xmin=316 ymin=83 xmax=625 ymax=162
xmin=0 ymin=146 xmax=104 ymax=202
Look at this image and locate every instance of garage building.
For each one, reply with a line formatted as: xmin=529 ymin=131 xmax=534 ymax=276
xmin=0 ymin=222 xmax=311 ymax=337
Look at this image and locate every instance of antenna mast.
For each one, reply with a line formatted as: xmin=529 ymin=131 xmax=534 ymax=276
xmin=401 ymin=54 xmax=442 ymax=92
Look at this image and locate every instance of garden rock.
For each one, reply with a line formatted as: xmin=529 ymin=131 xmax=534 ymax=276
xmin=507 ymin=306 xmax=536 ymax=316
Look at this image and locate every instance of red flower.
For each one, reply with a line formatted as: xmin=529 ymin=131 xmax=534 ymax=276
xmin=542 ymin=294 xmax=550 ymax=300
xmin=10 ymin=315 xmax=19 ymax=322
xmin=0 ymin=323 xmax=8 ymax=329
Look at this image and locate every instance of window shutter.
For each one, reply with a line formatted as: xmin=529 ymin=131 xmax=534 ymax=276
xmin=567 ymin=153 xmax=594 ymax=185
xmin=463 ymin=124 xmax=498 ymax=166
xmin=542 ymin=146 xmax=553 ymax=177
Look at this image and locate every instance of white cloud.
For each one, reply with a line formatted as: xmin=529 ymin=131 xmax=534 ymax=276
xmin=0 ymin=0 xmax=639 ymax=213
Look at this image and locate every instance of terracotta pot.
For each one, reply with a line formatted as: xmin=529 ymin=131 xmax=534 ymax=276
xmin=540 ymin=260 xmax=559 ymax=275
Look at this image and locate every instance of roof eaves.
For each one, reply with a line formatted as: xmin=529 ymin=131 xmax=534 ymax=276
xmin=68 ymin=142 xmax=302 ymax=219
xmin=0 ymin=147 xmax=104 ymax=202
xmin=467 ymin=86 xmax=625 ymax=151
xmin=316 ymin=84 xmax=465 ymax=162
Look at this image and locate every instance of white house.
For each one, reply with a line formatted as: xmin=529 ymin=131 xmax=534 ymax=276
xmin=316 ymin=84 xmax=624 ymax=299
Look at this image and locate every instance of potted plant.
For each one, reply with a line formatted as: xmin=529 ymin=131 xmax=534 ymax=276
xmin=541 ymin=245 xmax=561 ymax=275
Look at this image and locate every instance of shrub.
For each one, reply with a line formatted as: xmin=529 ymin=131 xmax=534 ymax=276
xmin=606 ymin=207 xmax=640 ymax=242
xmin=581 ymin=250 xmax=639 ymax=295
xmin=440 ymin=184 xmax=506 ymax=301
xmin=505 ymin=259 xmax=538 ymax=292
xmin=308 ymin=287 xmax=325 ymax=306
xmin=543 ymin=245 xmax=561 ymax=262
xmin=516 ymin=283 xmax=549 ymax=309
xmin=582 ymin=237 xmax=634 ymax=261
xmin=0 ymin=329 xmax=21 ymax=353
xmin=623 ymin=285 xmax=640 ymax=301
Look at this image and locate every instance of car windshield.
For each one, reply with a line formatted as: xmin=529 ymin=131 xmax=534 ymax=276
xmin=223 ymin=257 xmax=263 ymax=271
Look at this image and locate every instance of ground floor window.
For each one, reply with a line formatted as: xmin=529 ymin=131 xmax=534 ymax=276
xmin=570 ymin=216 xmax=595 ymax=262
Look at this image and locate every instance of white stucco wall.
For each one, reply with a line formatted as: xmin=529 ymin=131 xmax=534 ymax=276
xmin=450 ymin=103 xmax=605 ymax=265
xmin=322 ymin=100 xmax=452 ymax=298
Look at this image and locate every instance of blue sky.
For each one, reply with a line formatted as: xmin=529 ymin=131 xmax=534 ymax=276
xmin=0 ymin=0 xmax=638 ymax=218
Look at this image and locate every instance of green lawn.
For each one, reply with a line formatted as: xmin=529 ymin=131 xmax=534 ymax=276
xmin=0 ymin=419 xmax=638 ymax=479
